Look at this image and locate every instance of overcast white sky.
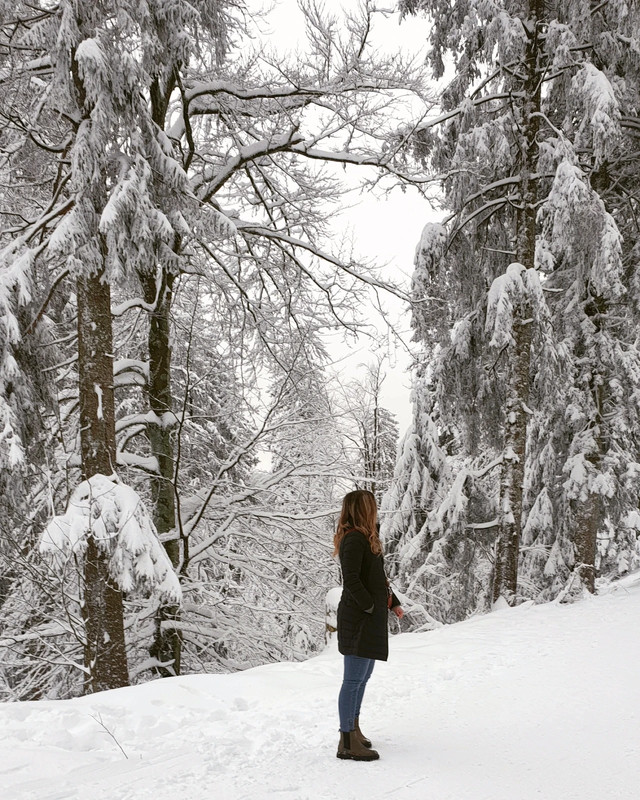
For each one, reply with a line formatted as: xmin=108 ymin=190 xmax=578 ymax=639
xmin=249 ymin=1 xmax=440 ymax=434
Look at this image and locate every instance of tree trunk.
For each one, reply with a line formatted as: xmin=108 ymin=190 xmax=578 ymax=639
xmin=142 ymin=267 xmax=182 ymax=676
xmin=77 ymin=270 xmax=129 ymax=692
xmin=493 ymin=0 xmax=543 ymax=604
xmin=493 ymin=304 xmax=533 ymax=602
xmin=573 ymin=489 xmax=599 ymax=594
xmin=572 ymin=294 xmax=608 ymax=594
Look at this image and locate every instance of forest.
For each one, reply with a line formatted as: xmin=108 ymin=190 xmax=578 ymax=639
xmin=1 ymin=0 xmax=639 ymax=702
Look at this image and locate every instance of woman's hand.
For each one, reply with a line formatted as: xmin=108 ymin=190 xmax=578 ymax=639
xmin=392 ymin=606 xmax=404 ymax=619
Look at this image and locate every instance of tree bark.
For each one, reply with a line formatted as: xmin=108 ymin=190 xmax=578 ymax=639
xmin=493 ymin=304 xmax=533 ymax=602
xmin=140 ymin=74 xmax=183 ymax=676
xmin=493 ymin=0 xmax=543 ymax=603
xmin=571 ymin=294 xmax=607 ymax=594
xmin=573 ymin=489 xmax=599 ymax=594
xmin=141 ymin=267 xmax=182 ymax=676
xmin=77 ymin=270 xmax=129 ymax=692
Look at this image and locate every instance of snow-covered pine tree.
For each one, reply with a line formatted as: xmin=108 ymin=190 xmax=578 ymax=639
xmin=398 ymin=0 xmax=558 ymax=605
xmin=520 ymin=6 xmax=640 ymax=596
xmin=393 ymin=0 xmax=640 ymax=618
xmin=124 ymin=1 xmax=233 ymax=676
xmin=0 ymin=18 xmax=67 ymax=606
xmin=0 ymin=0 xmax=211 ymax=690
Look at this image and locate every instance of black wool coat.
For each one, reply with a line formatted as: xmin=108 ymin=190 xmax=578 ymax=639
xmin=337 ymin=529 xmax=398 ymax=662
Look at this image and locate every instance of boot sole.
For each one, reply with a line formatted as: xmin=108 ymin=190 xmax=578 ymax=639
xmin=337 ymin=752 xmax=380 ymax=761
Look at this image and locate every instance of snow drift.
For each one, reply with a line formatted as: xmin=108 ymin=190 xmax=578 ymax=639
xmin=2 ymin=575 xmax=640 ymax=800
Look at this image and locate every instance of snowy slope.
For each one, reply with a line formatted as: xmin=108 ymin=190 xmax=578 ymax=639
xmin=2 ymin=576 xmax=640 ymax=800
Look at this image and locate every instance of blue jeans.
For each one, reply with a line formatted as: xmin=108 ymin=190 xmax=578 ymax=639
xmin=338 ymin=655 xmax=375 ymax=732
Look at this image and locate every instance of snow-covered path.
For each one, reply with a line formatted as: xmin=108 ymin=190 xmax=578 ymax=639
xmin=3 ymin=576 xmax=640 ymax=800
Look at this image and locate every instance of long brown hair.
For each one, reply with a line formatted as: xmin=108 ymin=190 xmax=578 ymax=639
xmin=333 ymin=489 xmax=382 ymax=556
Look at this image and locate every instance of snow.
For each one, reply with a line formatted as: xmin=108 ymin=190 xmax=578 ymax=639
xmin=116 ymin=411 xmax=176 ymax=434
xmin=94 ymin=383 xmax=104 ymax=420
xmin=4 ymin=577 xmax=640 ymax=799
xmin=539 ymin=160 xmax=625 ymax=301
xmin=624 ymin=510 xmax=640 ymax=531
xmin=116 ymin=452 xmax=159 ymax=473
xmin=571 ymin=63 xmax=621 ymax=168
xmin=40 ymin=475 xmax=180 ymax=602
xmin=113 ymin=359 xmax=149 ymax=389
xmin=414 ymin=222 xmax=447 ymax=274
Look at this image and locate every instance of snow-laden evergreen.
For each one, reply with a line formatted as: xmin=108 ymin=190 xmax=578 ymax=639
xmin=387 ymin=0 xmax=640 ymax=619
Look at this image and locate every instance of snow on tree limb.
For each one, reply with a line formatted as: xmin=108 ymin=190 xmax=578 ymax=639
xmin=537 ymin=161 xmax=625 ymax=299
xmin=485 ymin=263 xmax=546 ymax=350
xmin=413 ymin=222 xmax=447 ymax=276
xmin=571 ymin=63 xmax=621 ymax=168
xmin=40 ymin=475 xmax=181 ymax=603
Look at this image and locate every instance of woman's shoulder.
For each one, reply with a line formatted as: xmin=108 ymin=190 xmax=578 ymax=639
xmin=343 ymin=528 xmax=368 ymax=542
xmin=340 ymin=528 xmax=370 ymax=553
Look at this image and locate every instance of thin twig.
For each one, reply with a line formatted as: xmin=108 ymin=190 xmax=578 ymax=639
xmin=89 ymin=713 xmax=129 ymax=759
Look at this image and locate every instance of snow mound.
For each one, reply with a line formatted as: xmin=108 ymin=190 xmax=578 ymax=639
xmin=2 ymin=579 xmax=640 ymax=799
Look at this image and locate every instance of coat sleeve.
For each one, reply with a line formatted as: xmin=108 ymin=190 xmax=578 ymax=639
xmin=381 ymin=553 xmax=400 ymax=609
xmin=340 ymin=532 xmax=374 ymax=612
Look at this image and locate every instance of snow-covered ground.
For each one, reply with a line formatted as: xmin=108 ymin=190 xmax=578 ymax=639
xmin=3 ymin=575 xmax=640 ymax=800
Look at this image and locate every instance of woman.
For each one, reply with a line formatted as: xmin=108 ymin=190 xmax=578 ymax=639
xmin=334 ymin=489 xmax=403 ymax=761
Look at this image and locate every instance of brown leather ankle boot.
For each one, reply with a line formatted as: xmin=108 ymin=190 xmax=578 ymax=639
xmin=354 ymin=716 xmax=372 ymax=748
xmin=336 ymin=730 xmax=380 ymax=761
